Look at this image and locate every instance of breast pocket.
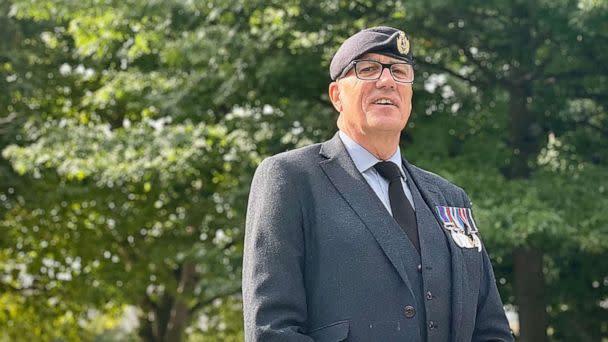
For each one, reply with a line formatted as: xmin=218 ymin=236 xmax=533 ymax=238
xmin=308 ymin=320 xmax=349 ymax=342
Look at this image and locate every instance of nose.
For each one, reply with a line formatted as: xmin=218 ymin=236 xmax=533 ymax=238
xmin=376 ymin=66 xmax=396 ymax=88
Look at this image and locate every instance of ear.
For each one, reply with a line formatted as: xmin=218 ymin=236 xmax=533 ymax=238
xmin=328 ymin=81 xmax=342 ymax=112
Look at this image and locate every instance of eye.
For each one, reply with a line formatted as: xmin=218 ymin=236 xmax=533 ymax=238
xmin=391 ymin=64 xmax=413 ymax=80
xmin=357 ymin=62 xmax=381 ymax=75
xmin=392 ymin=66 xmax=410 ymax=76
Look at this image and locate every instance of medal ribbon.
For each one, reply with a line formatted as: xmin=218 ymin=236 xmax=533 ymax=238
xmin=446 ymin=207 xmax=464 ymax=233
xmin=458 ymin=207 xmax=472 ymax=235
xmin=465 ymin=208 xmax=479 ymax=233
xmin=436 ymin=206 xmax=453 ymax=230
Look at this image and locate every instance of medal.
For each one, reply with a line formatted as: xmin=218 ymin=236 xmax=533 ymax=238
xmin=450 ymin=230 xmax=472 ymax=248
xmin=446 ymin=206 xmax=472 ymax=248
xmin=437 ymin=206 xmax=455 ymax=230
xmin=458 ymin=207 xmax=479 ymax=249
xmin=471 ymin=233 xmax=482 ymax=251
xmin=458 ymin=207 xmax=472 ymax=235
xmin=465 ymin=208 xmax=479 ymax=234
xmin=436 ymin=205 xmax=481 ymax=251
xmin=461 ymin=207 xmax=481 ymax=250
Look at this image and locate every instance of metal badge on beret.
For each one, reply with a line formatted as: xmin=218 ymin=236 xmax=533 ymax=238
xmin=396 ymin=31 xmax=410 ymax=55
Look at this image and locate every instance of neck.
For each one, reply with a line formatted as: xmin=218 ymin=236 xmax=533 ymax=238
xmin=341 ymin=127 xmax=401 ymax=160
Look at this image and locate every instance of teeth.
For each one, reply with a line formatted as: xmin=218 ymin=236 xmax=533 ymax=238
xmin=374 ymin=98 xmax=394 ymax=105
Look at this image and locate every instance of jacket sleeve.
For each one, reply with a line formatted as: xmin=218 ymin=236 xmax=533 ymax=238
xmin=242 ymin=157 xmax=314 ymax=342
xmin=461 ymin=191 xmax=514 ymax=342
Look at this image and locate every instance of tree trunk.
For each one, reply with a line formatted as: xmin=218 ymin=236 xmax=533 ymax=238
xmin=138 ymin=261 xmax=197 ymax=342
xmin=503 ymin=83 xmax=541 ymax=179
xmin=504 ymin=81 xmax=548 ymax=341
xmin=138 ymin=293 xmax=174 ymax=342
xmin=513 ymin=248 xmax=548 ymax=342
xmin=163 ymin=261 xmax=197 ymax=342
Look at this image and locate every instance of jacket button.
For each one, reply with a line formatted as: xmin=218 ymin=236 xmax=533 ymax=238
xmin=428 ymin=320 xmax=437 ymax=329
xmin=417 ymin=264 xmax=422 ymax=272
xmin=426 ymin=291 xmax=433 ymax=300
xmin=404 ymin=305 xmax=416 ymax=318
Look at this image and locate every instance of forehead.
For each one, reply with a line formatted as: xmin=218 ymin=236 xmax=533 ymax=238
xmin=359 ymin=52 xmax=404 ymax=63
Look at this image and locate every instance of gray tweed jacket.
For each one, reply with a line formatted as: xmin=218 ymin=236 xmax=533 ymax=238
xmin=242 ymin=133 xmax=513 ymax=342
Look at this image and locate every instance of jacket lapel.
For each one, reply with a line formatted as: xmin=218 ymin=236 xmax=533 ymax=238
xmin=318 ymin=134 xmax=415 ymax=294
xmin=402 ymin=160 xmax=464 ymax=342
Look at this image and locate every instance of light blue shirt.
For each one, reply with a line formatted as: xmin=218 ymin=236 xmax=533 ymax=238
xmin=338 ymin=131 xmax=415 ymax=214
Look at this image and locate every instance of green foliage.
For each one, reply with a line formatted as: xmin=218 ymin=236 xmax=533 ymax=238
xmin=1 ymin=119 xmax=252 ymax=339
xmin=0 ymin=0 xmax=606 ymax=340
xmin=0 ymin=292 xmax=89 ymax=341
xmin=187 ymin=295 xmax=244 ymax=342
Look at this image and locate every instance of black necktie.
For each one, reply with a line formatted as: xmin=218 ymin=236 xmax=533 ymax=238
xmin=374 ymin=161 xmax=420 ymax=254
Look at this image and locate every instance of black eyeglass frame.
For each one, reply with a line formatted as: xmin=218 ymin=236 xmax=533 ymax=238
xmin=339 ymin=59 xmax=415 ymax=84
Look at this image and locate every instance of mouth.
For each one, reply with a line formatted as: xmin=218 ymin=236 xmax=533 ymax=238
xmin=371 ymin=97 xmax=398 ymax=107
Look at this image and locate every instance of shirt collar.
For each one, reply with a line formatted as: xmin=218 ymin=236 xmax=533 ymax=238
xmin=338 ymin=130 xmax=405 ymax=178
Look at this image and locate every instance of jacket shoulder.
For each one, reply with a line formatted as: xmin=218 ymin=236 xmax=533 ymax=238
xmin=266 ymin=143 xmax=322 ymax=165
xmin=254 ymin=143 xmax=322 ymax=179
xmin=408 ymin=163 xmax=471 ymax=206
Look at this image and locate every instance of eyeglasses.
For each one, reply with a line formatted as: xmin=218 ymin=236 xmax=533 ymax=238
xmin=341 ymin=59 xmax=414 ymax=84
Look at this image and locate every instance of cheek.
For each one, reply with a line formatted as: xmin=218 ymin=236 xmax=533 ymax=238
xmin=401 ymin=87 xmax=413 ymax=101
xmin=358 ymin=87 xmax=375 ymax=111
xmin=401 ymin=90 xmax=413 ymax=110
xmin=346 ymin=91 xmax=365 ymax=114
xmin=340 ymin=85 xmax=362 ymax=110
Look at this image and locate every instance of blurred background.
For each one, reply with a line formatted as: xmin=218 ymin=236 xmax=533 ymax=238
xmin=1 ymin=0 xmax=607 ymax=341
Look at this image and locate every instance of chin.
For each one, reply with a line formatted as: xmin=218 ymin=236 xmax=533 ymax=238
xmin=367 ymin=117 xmax=406 ymax=133
xmin=367 ymin=124 xmax=405 ymax=135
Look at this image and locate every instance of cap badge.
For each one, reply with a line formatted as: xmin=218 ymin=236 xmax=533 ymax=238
xmin=396 ymin=31 xmax=410 ymax=55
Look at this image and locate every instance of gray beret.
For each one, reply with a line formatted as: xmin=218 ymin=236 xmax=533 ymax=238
xmin=329 ymin=26 xmax=413 ymax=80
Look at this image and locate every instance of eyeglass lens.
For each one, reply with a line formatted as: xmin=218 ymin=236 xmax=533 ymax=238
xmin=355 ymin=60 xmax=413 ymax=83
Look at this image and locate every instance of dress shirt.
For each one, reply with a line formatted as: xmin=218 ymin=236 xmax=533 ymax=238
xmin=338 ymin=131 xmax=415 ymax=214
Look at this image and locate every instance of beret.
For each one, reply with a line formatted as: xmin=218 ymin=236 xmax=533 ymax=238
xmin=329 ymin=26 xmax=413 ymax=81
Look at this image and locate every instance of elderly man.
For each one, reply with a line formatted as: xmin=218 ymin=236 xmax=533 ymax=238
xmin=243 ymin=26 xmax=513 ymax=342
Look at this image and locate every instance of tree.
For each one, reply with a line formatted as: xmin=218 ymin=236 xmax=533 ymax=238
xmin=1 ymin=0 xmax=259 ymax=340
xmin=1 ymin=0 xmax=606 ymax=340
xmin=400 ymin=0 xmax=608 ymax=340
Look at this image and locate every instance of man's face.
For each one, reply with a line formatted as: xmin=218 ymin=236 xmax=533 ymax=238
xmin=329 ymin=53 xmax=413 ymax=138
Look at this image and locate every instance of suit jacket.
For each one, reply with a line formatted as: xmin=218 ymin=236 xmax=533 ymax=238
xmin=242 ymin=133 xmax=513 ymax=341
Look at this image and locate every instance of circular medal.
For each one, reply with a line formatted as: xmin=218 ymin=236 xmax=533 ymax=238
xmin=471 ymin=234 xmax=482 ymax=251
xmin=451 ymin=230 xmax=471 ymax=248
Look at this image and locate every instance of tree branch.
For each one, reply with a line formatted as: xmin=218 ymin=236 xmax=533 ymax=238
xmin=571 ymin=117 xmax=608 ymax=137
xmin=415 ymin=26 xmax=505 ymax=86
xmin=0 ymin=279 xmax=43 ymax=295
xmin=0 ymin=112 xmax=18 ymax=126
xmin=544 ymin=70 xmax=604 ymax=82
xmin=188 ymin=284 xmax=241 ymax=315
xmin=416 ymin=60 xmax=477 ymax=85
xmin=569 ymin=88 xmax=608 ymax=105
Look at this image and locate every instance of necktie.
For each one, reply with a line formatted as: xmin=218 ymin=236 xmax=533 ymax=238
xmin=374 ymin=161 xmax=420 ymax=254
